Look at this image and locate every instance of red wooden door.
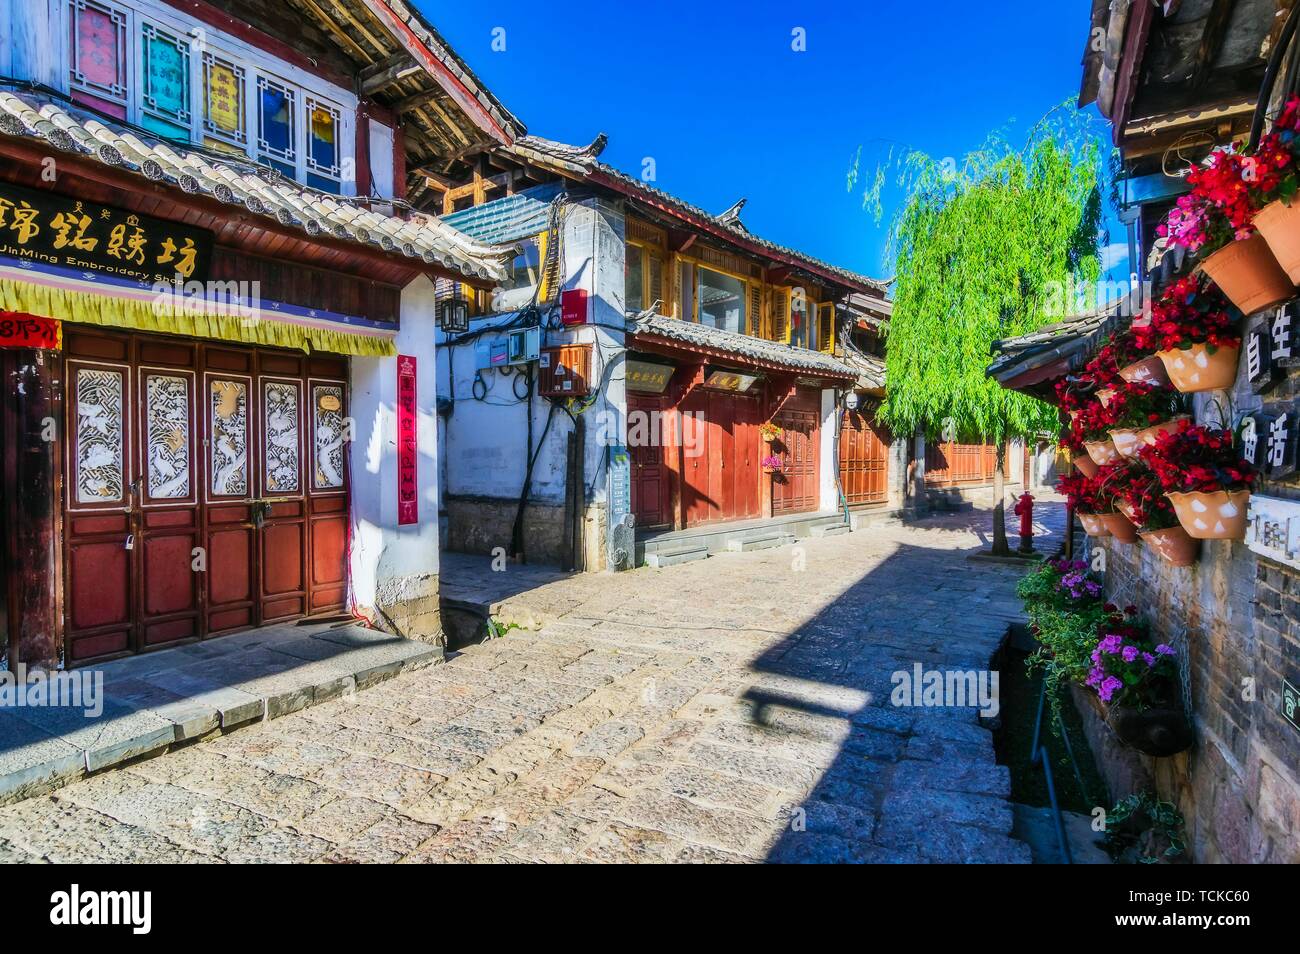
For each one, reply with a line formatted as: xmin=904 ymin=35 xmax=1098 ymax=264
xmin=628 ymin=393 xmax=672 ymax=529
xmin=680 ymin=390 xmax=763 ymax=527
xmin=839 ymin=409 xmax=890 ymax=505
xmin=772 ymin=390 xmax=821 ymax=515
xmin=681 ymin=389 xmax=713 ymax=527
xmin=63 ymin=329 xmax=349 ymax=664
xmin=732 ymin=394 xmax=762 ymax=520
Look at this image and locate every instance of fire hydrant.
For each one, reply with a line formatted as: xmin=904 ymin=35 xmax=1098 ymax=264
xmin=1013 ymin=492 xmax=1035 ymax=554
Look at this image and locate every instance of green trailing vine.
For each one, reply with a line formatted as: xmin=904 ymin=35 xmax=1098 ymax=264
xmin=1104 ymin=792 xmax=1188 ymax=863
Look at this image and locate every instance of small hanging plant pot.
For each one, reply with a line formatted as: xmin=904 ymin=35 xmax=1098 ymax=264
xmin=1107 ymin=705 xmax=1195 ymax=758
xmin=1199 ymin=233 xmax=1294 ymax=315
xmin=1135 ymin=414 xmax=1191 ymax=449
xmin=1079 ymin=512 xmax=1111 ymax=537
xmin=1084 ymin=438 xmax=1122 ymax=466
xmin=1072 ymin=454 xmax=1099 ymax=478
xmin=1138 ymin=525 xmax=1201 ymax=567
xmin=1166 ymin=489 xmax=1250 ymax=540
xmin=1099 ymin=510 xmax=1139 ymax=543
xmin=1108 ymin=427 xmax=1144 ymax=459
xmin=1096 ymin=388 xmax=1117 ymax=408
xmin=1118 ymin=355 xmax=1171 ymax=388
xmin=1117 ymin=501 xmax=1144 ymax=526
xmin=1252 ymin=198 xmax=1300 ymax=285
xmin=1156 ymin=342 xmax=1240 ymax=393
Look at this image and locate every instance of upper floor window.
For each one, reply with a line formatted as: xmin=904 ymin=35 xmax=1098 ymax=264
xmin=698 ymin=266 xmax=745 ymax=334
xmin=626 ymin=240 xmax=663 ymax=314
xmin=67 ymin=0 xmax=351 ymax=195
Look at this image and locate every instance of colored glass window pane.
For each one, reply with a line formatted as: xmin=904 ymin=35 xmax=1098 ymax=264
xmin=309 ymin=106 xmax=336 ymax=171
xmin=259 ymin=82 xmax=294 ymax=157
xmin=204 ymin=57 xmax=245 ymax=143
xmin=74 ymin=3 xmax=123 ymax=90
xmin=141 ymin=25 xmax=188 ymax=122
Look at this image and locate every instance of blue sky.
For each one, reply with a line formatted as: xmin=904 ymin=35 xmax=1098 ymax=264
xmin=418 ymin=0 xmax=1124 ymax=284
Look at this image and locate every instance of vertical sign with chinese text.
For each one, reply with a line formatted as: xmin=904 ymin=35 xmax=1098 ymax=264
xmin=397 ymin=355 xmax=418 ymax=526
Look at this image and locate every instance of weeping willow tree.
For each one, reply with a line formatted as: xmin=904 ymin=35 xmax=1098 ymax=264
xmin=877 ymin=108 xmax=1105 ymax=554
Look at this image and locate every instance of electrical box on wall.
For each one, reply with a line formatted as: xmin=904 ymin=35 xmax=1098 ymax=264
xmin=474 ymin=336 xmax=510 ymax=370
xmin=539 ymin=344 xmax=592 ymax=397
xmin=561 ymin=288 xmax=589 ymax=325
xmin=507 ymin=326 xmax=540 ymax=365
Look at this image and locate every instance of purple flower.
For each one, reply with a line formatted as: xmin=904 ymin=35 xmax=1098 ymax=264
xmin=1086 ymin=667 xmax=1104 ymax=687
xmin=1142 ymin=652 xmax=1157 ymax=667
xmin=1098 ymin=634 xmax=1123 ymax=655
xmin=1155 ymin=644 xmax=1176 ymax=657
xmin=1098 ymin=676 xmax=1124 ymax=703
xmin=1121 ymin=646 xmax=1140 ymax=663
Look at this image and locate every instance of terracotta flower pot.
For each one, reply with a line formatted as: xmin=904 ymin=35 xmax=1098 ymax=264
xmin=1118 ymin=355 xmax=1171 ymax=388
xmin=1253 ymin=198 xmax=1300 ymax=285
xmin=1156 ymin=342 xmax=1240 ymax=393
xmin=1107 ymin=705 xmax=1195 ymax=758
xmin=1099 ymin=510 xmax=1139 ymax=543
xmin=1135 ymin=414 xmax=1191 ymax=448
xmin=1118 ymin=501 xmax=1143 ymax=525
xmin=1166 ymin=489 xmax=1250 ymax=540
xmin=1078 ymin=512 xmax=1111 ymax=537
xmin=1084 ymin=438 xmax=1121 ymax=466
xmin=1109 ymin=427 xmax=1143 ymax=458
xmin=1138 ymin=525 xmax=1201 ymax=567
xmin=1097 ymin=388 xmax=1117 ymax=408
xmin=1200 ymin=233 xmax=1293 ymax=315
xmin=1072 ymin=454 xmax=1099 ymax=478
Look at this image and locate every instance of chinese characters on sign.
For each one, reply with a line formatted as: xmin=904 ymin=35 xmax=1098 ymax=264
xmin=0 ymin=181 xmax=212 ymax=284
xmin=397 ymin=355 xmax=418 ymax=526
xmin=1240 ymin=405 xmax=1298 ymax=479
xmin=1246 ymin=301 xmax=1298 ymax=394
xmin=625 ymin=359 xmax=674 ymax=394
xmin=0 ymin=312 xmax=60 ymax=349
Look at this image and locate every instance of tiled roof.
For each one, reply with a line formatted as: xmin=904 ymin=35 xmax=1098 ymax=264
xmin=374 ymin=0 xmax=524 ymax=142
xmin=630 ymin=313 xmax=857 ymax=380
xmin=507 ymin=135 xmax=889 ymax=295
xmin=840 ymin=348 xmax=886 ymax=391
xmin=0 ymin=87 xmax=511 ymax=281
xmin=440 ymin=183 xmax=564 ymax=245
xmin=987 ymin=291 xmax=1137 ymax=383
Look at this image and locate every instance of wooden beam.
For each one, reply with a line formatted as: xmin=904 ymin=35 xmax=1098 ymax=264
xmin=390 ymin=87 xmax=444 ymax=114
xmin=290 ymin=0 xmax=372 ymax=62
xmin=1192 ymin=0 xmax=1238 ymax=89
xmin=360 ymin=53 xmax=420 ymax=96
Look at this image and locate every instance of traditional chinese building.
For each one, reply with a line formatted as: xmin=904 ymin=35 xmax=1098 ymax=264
xmin=0 ymin=0 xmax=521 ymax=668
xmin=991 ymin=0 xmax=1300 ymax=863
xmin=419 ymin=130 xmax=924 ymax=570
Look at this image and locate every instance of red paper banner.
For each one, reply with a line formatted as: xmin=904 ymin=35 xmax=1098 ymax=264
xmin=0 ymin=312 xmax=61 ymax=350
xmin=397 ymin=355 xmax=418 ymax=526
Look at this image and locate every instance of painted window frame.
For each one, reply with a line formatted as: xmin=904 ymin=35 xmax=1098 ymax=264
xmin=65 ymin=0 xmax=355 ymax=195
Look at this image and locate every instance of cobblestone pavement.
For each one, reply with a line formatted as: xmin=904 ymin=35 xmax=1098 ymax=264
xmin=0 ymin=503 xmax=1064 ymax=864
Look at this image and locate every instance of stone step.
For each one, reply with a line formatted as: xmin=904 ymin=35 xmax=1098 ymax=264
xmin=725 ymin=533 xmax=794 ymax=552
xmin=645 ymin=544 xmax=710 ymax=568
xmin=811 ymin=523 xmax=850 ymax=538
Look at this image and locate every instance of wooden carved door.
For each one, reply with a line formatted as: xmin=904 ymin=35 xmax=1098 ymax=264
xmin=628 ymin=392 xmax=672 ymax=530
xmin=839 ymin=408 xmax=890 ymax=505
xmin=772 ymin=390 xmax=821 ymax=515
xmin=63 ymin=329 xmax=349 ymax=664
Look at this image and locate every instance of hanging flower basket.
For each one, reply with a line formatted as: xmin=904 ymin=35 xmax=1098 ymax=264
xmin=1139 ymin=422 xmax=1256 ymax=542
xmin=1096 ymin=388 xmax=1117 ymax=408
xmin=1085 ymin=439 xmax=1121 ymax=466
xmin=1078 ymin=512 xmax=1111 ymax=537
xmin=1156 ymin=342 xmax=1240 ymax=393
xmin=1135 ymin=414 xmax=1192 ymax=449
xmin=1107 ymin=705 xmax=1196 ymax=757
xmin=1085 ymin=609 xmax=1194 ymax=757
xmin=1253 ymin=198 xmax=1300 ymax=285
xmin=1073 ymin=454 xmax=1099 ymax=478
xmin=1138 ymin=525 xmax=1201 ymax=567
xmin=1166 ymin=490 xmax=1251 ymax=540
xmin=1099 ymin=511 xmax=1139 ymax=543
xmin=759 ymin=422 xmax=782 ymax=444
xmin=1200 ymin=234 xmax=1293 ymax=315
xmin=1118 ymin=355 xmax=1171 ymax=388
xmin=760 ymin=454 xmax=784 ymax=475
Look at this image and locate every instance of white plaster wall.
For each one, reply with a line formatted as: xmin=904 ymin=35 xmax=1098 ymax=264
xmin=434 ymin=196 xmax=627 ymax=512
xmin=819 ymin=388 xmax=839 ymax=512
xmin=349 ymin=275 xmax=441 ymax=613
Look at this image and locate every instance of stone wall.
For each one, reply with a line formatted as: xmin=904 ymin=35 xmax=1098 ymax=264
xmin=444 ymin=494 xmax=606 ymax=570
xmin=1083 ymin=357 xmax=1300 ymax=863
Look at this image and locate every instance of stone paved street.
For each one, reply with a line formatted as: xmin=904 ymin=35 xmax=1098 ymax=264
xmin=0 ymin=503 xmax=1063 ymax=864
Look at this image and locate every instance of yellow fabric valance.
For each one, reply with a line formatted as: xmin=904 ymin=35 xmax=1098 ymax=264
xmin=0 ymin=275 xmax=397 ymax=358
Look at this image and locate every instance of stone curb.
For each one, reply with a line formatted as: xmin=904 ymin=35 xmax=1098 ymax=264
xmin=0 ymin=636 xmax=442 ymax=807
